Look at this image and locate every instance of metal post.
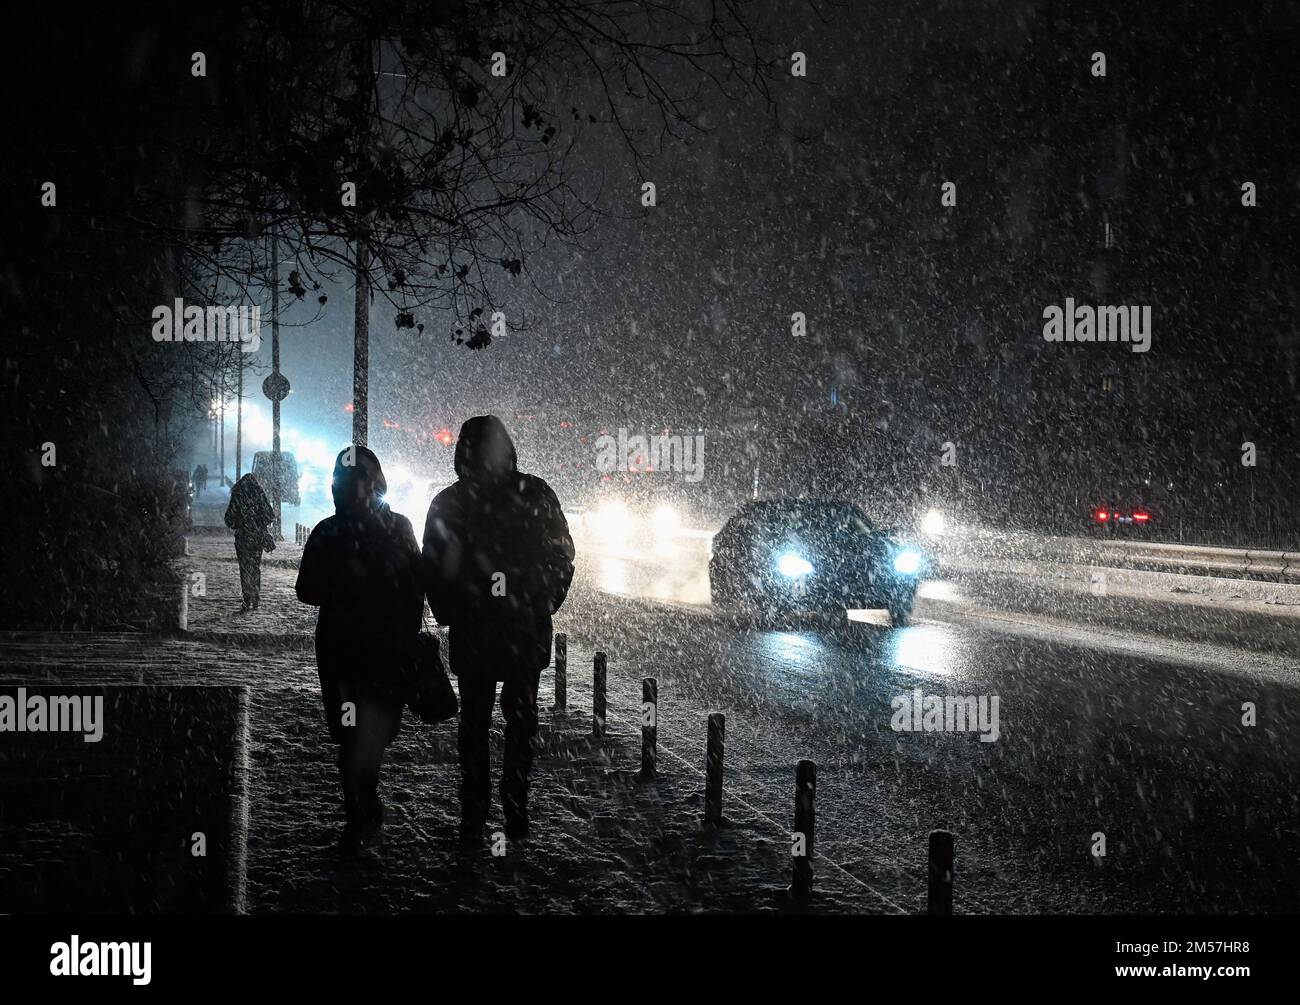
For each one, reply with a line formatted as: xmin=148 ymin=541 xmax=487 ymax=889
xmin=235 ymin=358 xmax=243 ymax=479
xmin=554 ymin=633 xmax=567 ymax=710
xmin=641 ymin=678 xmax=657 ymax=778
xmin=705 ymin=713 xmax=725 ymax=828
xmin=270 ymin=227 xmax=283 ymax=540
xmin=178 ymin=579 xmax=188 ymax=633
xmin=791 ymin=759 xmax=816 ymax=899
xmin=593 ymin=650 xmax=606 ymax=737
xmin=218 ymin=393 xmax=225 ymax=486
xmin=928 ymin=830 xmax=954 ymax=915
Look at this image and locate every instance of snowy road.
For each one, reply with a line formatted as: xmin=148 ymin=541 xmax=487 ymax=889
xmin=557 ymin=541 xmax=1300 ymax=913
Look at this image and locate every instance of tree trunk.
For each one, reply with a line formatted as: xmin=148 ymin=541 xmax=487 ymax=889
xmin=352 ymin=238 xmax=369 ymax=447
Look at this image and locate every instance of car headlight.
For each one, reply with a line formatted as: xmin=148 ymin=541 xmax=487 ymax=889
xmin=651 ymin=504 xmax=680 ymax=537
xmin=593 ymin=501 xmax=634 ymax=544
xmin=777 ymin=552 xmax=814 ymax=577
xmin=921 ymin=507 xmax=946 ymax=536
xmin=893 ymin=549 xmax=922 ymax=576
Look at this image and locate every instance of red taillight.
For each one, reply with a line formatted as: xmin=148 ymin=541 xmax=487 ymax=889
xmin=1096 ymin=510 xmax=1109 ymax=522
xmin=1134 ymin=512 xmax=1150 ymax=522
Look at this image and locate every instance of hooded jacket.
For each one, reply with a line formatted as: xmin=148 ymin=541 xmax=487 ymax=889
xmin=296 ymin=446 xmax=423 ymax=716
xmin=422 ymin=416 xmax=575 ymax=676
xmin=225 ymin=474 xmax=273 ymax=539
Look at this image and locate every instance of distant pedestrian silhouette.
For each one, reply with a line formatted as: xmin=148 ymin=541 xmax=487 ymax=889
xmin=224 ymin=473 xmax=274 ymax=610
xmin=193 ymin=464 xmax=208 ymax=497
xmin=423 ymin=415 xmax=575 ymax=841
xmin=295 ymin=446 xmax=423 ymax=850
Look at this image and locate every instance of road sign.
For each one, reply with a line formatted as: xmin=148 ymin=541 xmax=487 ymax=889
xmin=262 ymin=372 xmax=290 ymax=402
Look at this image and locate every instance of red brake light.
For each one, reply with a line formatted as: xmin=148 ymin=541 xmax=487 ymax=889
xmin=1133 ymin=512 xmax=1150 ymax=522
xmin=1096 ymin=510 xmax=1109 ymax=522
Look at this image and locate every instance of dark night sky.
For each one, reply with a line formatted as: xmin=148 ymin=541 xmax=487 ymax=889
xmin=271 ymin=1 xmax=1300 ymax=493
xmin=4 ymin=0 xmax=1299 ymax=515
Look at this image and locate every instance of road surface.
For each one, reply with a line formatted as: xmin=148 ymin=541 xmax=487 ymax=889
xmin=559 ymin=529 xmax=1300 ymax=913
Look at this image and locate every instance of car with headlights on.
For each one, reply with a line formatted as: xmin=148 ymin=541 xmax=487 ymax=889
xmin=708 ymin=499 xmax=925 ymax=626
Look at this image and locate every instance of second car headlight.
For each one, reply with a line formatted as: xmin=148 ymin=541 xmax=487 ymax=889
xmin=777 ymin=552 xmax=814 ymax=577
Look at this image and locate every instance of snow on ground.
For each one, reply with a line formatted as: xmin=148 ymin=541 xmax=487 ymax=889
xmin=0 ymin=534 xmax=882 ymax=914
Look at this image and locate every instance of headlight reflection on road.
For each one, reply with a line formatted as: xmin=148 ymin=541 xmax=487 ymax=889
xmin=755 ymin=630 xmax=831 ymax=675
xmin=889 ymin=625 xmax=955 ymax=677
xmin=594 ymin=555 xmax=631 ymax=595
xmin=651 ymin=504 xmax=680 ymax=554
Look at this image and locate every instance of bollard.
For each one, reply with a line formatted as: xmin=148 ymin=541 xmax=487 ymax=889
xmin=554 ymin=633 xmax=567 ymax=710
xmin=928 ymin=830 xmax=954 ymax=915
xmin=791 ymin=759 xmax=816 ymax=899
xmin=178 ymin=579 xmax=188 ymax=633
xmin=183 ymin=536 xmax=190 ymax=557
xmin=640 ymin=678 xmax=658 ymax=779
xmin=593 ymin=651 xmax=607 ymax=737
xmin=704 ymin=713 xmax=725 ymax=828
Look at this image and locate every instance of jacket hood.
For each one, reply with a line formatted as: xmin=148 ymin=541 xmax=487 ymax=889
xmin=232 ymin=473 xmax=265 ymax=501
xmin=332 ymin=444 xmax=387 ymax=517
xmin=454 ymin=415 xmax=517 ymax=482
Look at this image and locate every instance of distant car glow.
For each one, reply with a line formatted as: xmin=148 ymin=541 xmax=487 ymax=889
xmin=921 ymin=507 xmax=947 ymax=536
xmin=777 ymin=552 xmax=814 ymax=578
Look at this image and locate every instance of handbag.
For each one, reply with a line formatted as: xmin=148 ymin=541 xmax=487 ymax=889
xmin=404 ymin=623 xmax=458 ymax=724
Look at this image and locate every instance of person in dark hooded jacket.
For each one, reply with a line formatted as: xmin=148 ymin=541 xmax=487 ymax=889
xmin=423 ymin=415 xmax=575 ymax=840
xmin=295 ymin=445 xmax=423 ymax=843
xmin=224 ymin=473 xmax=274 ymax=610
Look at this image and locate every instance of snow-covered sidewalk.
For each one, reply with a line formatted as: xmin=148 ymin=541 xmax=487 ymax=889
xmin=0 ymin=534 xmax=881 ymax=914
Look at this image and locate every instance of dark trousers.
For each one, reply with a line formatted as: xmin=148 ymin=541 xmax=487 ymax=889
xmin=233 ymin=533 xmax=262 ymax=605
xmin=457 ymin=669 xmax=541 ymax=825
xmin=337 ymin=695 xmax=403 ymax=823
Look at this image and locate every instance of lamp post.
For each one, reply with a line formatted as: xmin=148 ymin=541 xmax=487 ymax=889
xmin=271 ymin=229 xmax=282 ymax=539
